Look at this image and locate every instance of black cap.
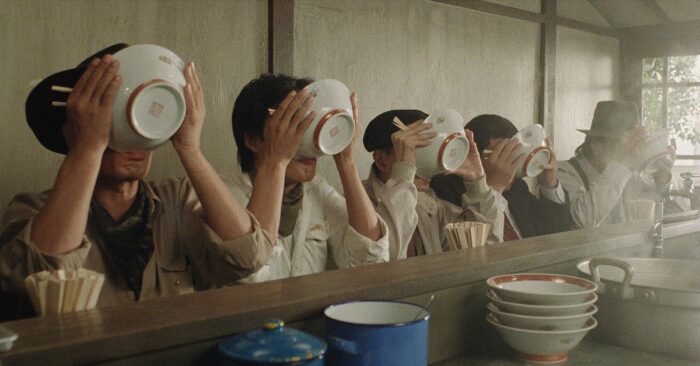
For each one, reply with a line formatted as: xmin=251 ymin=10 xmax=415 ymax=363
xmin=25 ymin=43 xmax=129 ymax=154
xmin=363 ymin=109 xmax=428 ymax=152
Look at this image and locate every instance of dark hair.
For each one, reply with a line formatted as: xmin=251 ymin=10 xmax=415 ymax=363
xmin=464 ymin=114 xmax=518 ymax=153
xmin=231 ymin=74 xmax=313 ymax=172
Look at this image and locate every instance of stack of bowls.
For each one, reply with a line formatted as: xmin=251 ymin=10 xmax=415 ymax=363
xmin=485 ymin=273 xmax=599 ymax=364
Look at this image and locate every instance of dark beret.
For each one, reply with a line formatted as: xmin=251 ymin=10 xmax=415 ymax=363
xmin=25 ymin=43 xmax=129 ymax=154
xmin=363 ymin=109 xmax=428 ymax=152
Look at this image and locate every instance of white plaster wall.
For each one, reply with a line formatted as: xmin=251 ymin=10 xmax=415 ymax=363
xmin=294 ymin=0 xmax=541 ymax=190
xmin=0 ymin=0 xmax=267 ymax=208
xmin=554 ymin=26 xmax=619 ymax=160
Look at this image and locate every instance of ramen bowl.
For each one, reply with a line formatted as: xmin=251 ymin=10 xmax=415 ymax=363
xmin=487 ymin=313 xmax=597 ymax=364
xmin=415 ymin=109 xmax=469 ymax=178
xmin=487 ymin=291 xmax=597 ymax=316
xmin=513 ymin=124 xmax=551 ymax=178
xmin=111 ymin=44 xmax=187 ymax=151
xmin=296 ymin=79 xmax=355 ymax=159
xmin=487 ymin=273 xmax=598 ymax=306
xmin=487 ymin=302 xmax=598 ymax=331
xmin=639 ymin=129 xmax=671 ymax=173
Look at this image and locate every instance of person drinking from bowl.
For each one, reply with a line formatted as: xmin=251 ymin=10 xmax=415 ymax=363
xmin=226 ymin=74 xmax=388 ymax=282
xmin=0 ymin=45 xmax=275 ymax=319
xmin=361 ymin=110 xmax=504 ymax=259
xmin=431 ymin=114 xmax=574 ymax=240
xmin=557 ymin=101 xmax=676 ymax=228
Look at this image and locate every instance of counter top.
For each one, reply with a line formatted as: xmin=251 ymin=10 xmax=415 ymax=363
xmin=436 ymin=340 xmax=697 ymax=366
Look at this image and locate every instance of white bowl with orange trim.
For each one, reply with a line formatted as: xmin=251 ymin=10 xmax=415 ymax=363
xmin=487 ymin=313 xmax=597 ymax=364
xmin=487 ymin=302 xmax=597 ymax=331
xmin=487 ymin=291 xmax=597 ymax=316
xmin=487 ymin=273 xmax=598 ymax=306
xmin=295 ymin=79 xmax=355 ymax=159
xmin=415 ymin=109 xmax=469 ymax=178
xmin=512 ymin=125 xmax=551 ymax=178
xmin=111 ymin=44 xmax=187 ymax=151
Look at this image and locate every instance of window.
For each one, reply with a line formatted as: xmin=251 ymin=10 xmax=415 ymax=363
xmin=642 ymin=56 xmax=700 ymax=165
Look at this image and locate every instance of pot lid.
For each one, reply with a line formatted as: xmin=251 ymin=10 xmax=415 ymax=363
xmin=218 ymin=319 xmax=326 ymax=363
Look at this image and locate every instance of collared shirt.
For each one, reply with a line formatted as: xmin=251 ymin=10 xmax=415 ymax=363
xmin=558 ymin=153 xmax=662 ymax=228
xmin=363 ymin=162 xmax=504 ymax=259
xmin=0 ymin=177 xmax=275 ymax=316
xmin=224 ymin=167 xmax=389 ymax=282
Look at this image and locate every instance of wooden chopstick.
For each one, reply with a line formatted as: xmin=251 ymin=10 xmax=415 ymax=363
xmin=392 ymin=116 xmax=409 ymax=131
xmin=51 ymin=85 xmax=73 ymax=93
xmin=51 ymin=101 xmax=66 ymax=107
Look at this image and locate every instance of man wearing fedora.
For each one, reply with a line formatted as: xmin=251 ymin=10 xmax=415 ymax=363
xmin=431 ymin=114 xmax=575 ymax=240
xmin=0 ymin=46 xmax=275 ymax=318
xmin=361 ymin=109 xmax=503 ymax=259
xmin=226 ymin=74 xmax=388 ymax=282
xmin=558 ymin=100 xmax=675 ymax=228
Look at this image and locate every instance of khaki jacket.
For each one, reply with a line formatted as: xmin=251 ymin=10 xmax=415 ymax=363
xmin=558 ymin=154 xmax=662 ymax=228
xmin=224 ymin=168 xmax=389 ymax=282
xmin=0 ymin=178 xmax=275 ymax=314
xmin=363 ymin=162 xmax=504 ymax=259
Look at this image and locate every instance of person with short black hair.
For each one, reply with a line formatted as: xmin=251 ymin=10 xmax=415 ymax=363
xmin=431 ymin=114 xmax=574 ymax=239
xmin=0 ymin=45 xmax=274 ymax=319
xmin=227 ymin=74 xmax=388 ymax=282
xmin=558 ymin=101 xmax=675 ymax=228
xmin=362 ymin=109 xmax=503 ymax=258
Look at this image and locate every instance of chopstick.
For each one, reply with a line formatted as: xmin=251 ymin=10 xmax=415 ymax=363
xmin=392 ymin=116 xmax=409 ymax=131
xmin=51 ymin=101 xmax=67 ymax=107
xmin=51 ymin=85 xmax=73 ymax=93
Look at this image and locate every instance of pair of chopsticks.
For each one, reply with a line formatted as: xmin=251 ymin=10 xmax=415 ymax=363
xmin=51 ymin=85 xmax=73 ymax=107
xmin=392 ymin=116 xmax=409 ymax=131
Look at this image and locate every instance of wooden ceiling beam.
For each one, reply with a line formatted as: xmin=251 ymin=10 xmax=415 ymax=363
xmin=641 ymin=0 xmax=673 ymax=25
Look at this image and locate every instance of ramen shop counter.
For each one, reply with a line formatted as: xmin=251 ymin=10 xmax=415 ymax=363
xmin=1 ymin=217 xmax=699 ymax=365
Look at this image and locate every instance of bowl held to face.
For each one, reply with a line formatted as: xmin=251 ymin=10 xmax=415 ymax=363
xmin=639 ymin=129 xmax=671 ymax=173
xmin=415 ymin=109 xmax=469 ymax=178
xmin=110 ymin=44 xmax=187 ymax=151
xmin=296 ymin=79 xmax=355 ymax=159
xmin=512 ymin=124 xmax=551 ymax=178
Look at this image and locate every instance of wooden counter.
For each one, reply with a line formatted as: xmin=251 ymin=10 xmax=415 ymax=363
xmin=1 ymin=218 xmax=698 ymax=365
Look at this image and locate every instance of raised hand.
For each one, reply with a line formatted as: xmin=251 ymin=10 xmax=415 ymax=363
xmin=615 ymin=127 xmax=649 ymax=170
xmin=259 ymin=89 xmax=316 ymax=167
xmin=452 ymin=129 xmax=485 ymax=182
xmin=482 ymin=138 xmax=523 ymax=193
xmin=334 ymin=92 xmax=360 ymax=164
xmin=390 ymin=119 xmax=436 ymax=164
xmin=172 ymin=62 xmax=206 ymax=152
xmin=64 ymin=55 xmax=121 ymax=153
xmin=538 ymin=137 xmax=559 ymax=188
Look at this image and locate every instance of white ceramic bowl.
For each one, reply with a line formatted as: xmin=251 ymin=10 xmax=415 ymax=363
xmin=111 ymin=44 xmax=187 ymax=151
xmin=512 ymin=125 xmax=551 ymax=178
xmin=415 ymin=109 xmax=469 ymax=178
xmin=295 ymin=79 xmax=355 ymax=159
xmin=487 ymin=273 xmax=598 ymax=306
xmin=639 ymin=129 xmax=670 ymax=173
xmin=487 ymin=291 xmax=597 ymax=316
xmin=487 ymin=303 xmax=598 ymax=331
xmin=487 ymin=313 xmax=597 ymax=364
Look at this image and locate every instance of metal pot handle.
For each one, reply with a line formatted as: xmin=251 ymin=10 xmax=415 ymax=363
xmin=589 ymin=257 xmax=635 ymax=299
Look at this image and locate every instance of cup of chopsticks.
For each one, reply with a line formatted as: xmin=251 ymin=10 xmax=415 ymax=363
xmin=24 ymin=269 xmax=105 ymax=315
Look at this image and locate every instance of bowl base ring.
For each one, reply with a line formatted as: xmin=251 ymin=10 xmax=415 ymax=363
xmin=516 ymin=351 xmax=568 ymax=364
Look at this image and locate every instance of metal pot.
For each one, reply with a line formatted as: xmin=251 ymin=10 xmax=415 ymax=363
xmin=218 ymin=319 xmax=326 ymax=365
xmin=577 ymin=257 xmax=700 ymax=361
xmin=324 ymin=300 xmax=429 ymax=366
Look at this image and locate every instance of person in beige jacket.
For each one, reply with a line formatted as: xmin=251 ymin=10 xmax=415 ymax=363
xmin=227 ymin=74 xmax=389 ymax=282
xmin=362 ymin=110 xmax=504 ymax=259
xmin=0 ymin=46 xmax=274 ymax=319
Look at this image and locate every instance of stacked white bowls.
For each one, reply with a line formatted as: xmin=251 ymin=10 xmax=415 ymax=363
xmin=485 ymin=273 xmax=599 ymax=364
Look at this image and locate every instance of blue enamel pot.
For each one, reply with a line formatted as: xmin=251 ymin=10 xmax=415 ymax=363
xmin=218 ymin=319 xmax=326 ymax=365
xmin=324 ymin=300 xmax=429 ymax=366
